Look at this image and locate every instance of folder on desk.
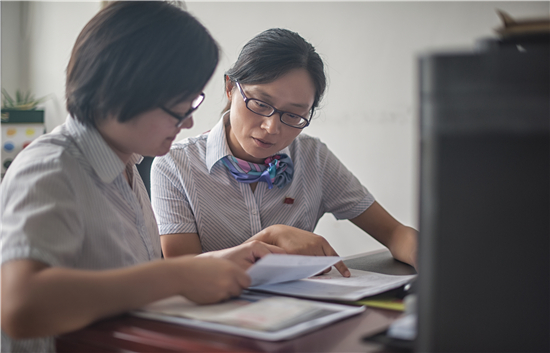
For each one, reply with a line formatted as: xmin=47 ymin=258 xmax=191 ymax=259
xmin=133 ymin=293 xmax=364 ymax=341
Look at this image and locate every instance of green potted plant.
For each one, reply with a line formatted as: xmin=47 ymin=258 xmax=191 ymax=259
xmin=1 ymin=89 xmax=49 ymax=123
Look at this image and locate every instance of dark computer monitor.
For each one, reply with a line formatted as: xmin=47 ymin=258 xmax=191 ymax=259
xmin=416 ymin=35 xmax=549 ymax=352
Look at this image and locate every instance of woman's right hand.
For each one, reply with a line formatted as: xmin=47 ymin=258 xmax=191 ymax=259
xmin=174 ymin=256 xmax=250 ymax=304
xmin=245 ymin=224 xmax=350 ymax=277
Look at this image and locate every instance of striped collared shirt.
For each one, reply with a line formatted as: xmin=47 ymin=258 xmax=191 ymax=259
xmin=151 ymin=115 xmax=374 ymax=252
xmin=1 ymin=116 xmax=161 ymax=352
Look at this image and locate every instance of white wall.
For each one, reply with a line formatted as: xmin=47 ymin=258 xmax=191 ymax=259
xmin=5 ymin=1 xmax=103 ymax=131
xmin=1 ymin=2 xmax=34 ymax=94
xmin=2 ymin=1 xmax=548 ymax=256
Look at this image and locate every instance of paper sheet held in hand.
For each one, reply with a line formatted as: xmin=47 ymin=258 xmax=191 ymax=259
xmin=247 ymin=254 xmax=341 ymax=287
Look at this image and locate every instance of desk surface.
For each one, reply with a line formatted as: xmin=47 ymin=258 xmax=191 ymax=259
xmin=56 ymin=249 xmax=416 ymax=353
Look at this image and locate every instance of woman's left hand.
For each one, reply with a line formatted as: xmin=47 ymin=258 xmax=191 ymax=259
xmin=245 ymin=225 xmax=351 ymax=277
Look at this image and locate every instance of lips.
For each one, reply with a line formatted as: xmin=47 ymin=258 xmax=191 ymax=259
xmin=252 ymin=137 xmax=274 ymax=148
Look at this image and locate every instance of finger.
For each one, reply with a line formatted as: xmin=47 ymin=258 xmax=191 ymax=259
xmin=333 ymin=260 xmax=351 ymax=277
xmin=320 ymin=239 xmax=338 ymax=256
xmin=315 ymin=241 xmax=349 ymax=276
xmin=229 ymin=284 xmax=244 ymax=299
xmin=249 ymin=242 xmax=286 ymax=260
xmin=236 ymin=271 xmax=251 ymax=289
xmin=225 ymin=271 xmax=248 ymax=299
xmin=265 ymin=243 xmax=286 ymax=254
xmin=315 ymin=267 xmax=331 ymax=276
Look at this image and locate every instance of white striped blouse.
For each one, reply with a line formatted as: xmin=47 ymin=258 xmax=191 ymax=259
xmin=1 ymin=116 xmax=161 ymax=352
xmin=151 ymin=115 xmax=375 ymax=252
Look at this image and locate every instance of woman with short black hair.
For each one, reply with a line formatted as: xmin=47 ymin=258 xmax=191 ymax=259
xmin=0 ymin=3 xmax=283 ymax=352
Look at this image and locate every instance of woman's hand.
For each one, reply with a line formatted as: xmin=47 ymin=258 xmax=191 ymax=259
xmin=0 ymin=256 xmax=250 ymax=339
xmin=197 ymin=240 xmax=285 ymax=270
xmin=245 ymin=225 xmax=350 ymax=277
xmin=174 ymin=256 xmax=250 ymax=304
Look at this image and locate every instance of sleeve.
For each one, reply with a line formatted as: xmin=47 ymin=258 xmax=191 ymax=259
xmin=150 ymin=150 xmax=198 ymax=235
xmin=317 ymin=141 xmax=375 ymax=220
xmin=1 ymin=148 xmax=85 ymax=267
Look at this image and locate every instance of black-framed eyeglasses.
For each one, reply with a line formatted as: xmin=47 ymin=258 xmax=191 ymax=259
xmin=235 ymin=81 xmax=311 ymax=129
xmin=161 ymin=92 xmax=205 ymax=128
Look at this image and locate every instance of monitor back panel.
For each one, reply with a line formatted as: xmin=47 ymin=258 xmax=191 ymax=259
xmin=417 ymin=38 xmax=549 ymax=353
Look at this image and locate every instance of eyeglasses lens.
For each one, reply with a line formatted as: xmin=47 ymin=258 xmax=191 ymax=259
xmin=281 ymin=113 xmax=307 ymax=128
xmin=191 ymin=94 xmax=205 ymax=110
xmin=247 ymin=99 xmax=273 ymax=115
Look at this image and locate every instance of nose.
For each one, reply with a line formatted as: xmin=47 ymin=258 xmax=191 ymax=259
xmin=261 ymin=114 xmax=280 ymax=134
xmin=179 ymin=116 xmax=194 ymax=130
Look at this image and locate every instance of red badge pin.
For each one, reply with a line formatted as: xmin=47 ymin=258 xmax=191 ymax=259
xmin=283 ymin=197 xmax=294 ymax=204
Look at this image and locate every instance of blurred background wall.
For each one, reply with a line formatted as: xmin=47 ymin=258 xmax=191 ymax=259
xmin=2 ymin=1 xmax=547 ymax=256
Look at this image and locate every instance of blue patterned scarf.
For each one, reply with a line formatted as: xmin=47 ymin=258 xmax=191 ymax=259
xmin=222 ymin=154 xmax=294 ymax=189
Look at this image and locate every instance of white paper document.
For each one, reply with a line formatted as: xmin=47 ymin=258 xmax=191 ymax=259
xmin=247 ymin=254 xmax=341 ymax=287
xmin=133 ymin=294 xmax=364 ymax=341
xmin=251 ymin=268 xmax=417 ymax=301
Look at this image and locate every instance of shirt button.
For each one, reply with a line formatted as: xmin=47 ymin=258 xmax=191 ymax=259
xmin=251 ymin=209 xmax=257 ymax=215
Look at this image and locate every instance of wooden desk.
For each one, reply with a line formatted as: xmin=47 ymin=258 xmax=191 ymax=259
xmin=57 ymin=249 xmax=416 ymax=353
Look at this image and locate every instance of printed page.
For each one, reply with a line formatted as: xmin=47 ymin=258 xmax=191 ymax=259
xmin=251 ymin=268 xmax=417 ymax=301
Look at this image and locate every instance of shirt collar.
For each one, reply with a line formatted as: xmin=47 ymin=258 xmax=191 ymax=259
xmin=66 ymin=116 xmax=143 ymax=183
xmin=205 ymin=111 xmax=291 ymax=173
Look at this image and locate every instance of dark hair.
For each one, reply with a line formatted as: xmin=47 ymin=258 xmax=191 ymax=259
xmin=224 ymin=28 xmax=326 ymax=116
xmin=66 ymin=1 xmax=218 ymax=126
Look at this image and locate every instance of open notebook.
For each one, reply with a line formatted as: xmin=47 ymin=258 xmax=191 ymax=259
xmin=247 ymin=254 xmax=416 ymax=301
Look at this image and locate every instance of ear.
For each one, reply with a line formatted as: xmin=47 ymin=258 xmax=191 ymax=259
xmin=224 ymin=75 xmax=234 ymax=99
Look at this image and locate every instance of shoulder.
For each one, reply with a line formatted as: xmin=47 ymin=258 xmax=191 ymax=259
xmin=289 ymin=133 xmax=348 ymax=175
xmin=289 ymin=133 xmax=330 ymax=158
xmin=170 ymin=131 xmax=209 ymax=153
xmin=0 ymin=129 xmax=87 ymax=211
xmin=153 ymin=132 xmax=208 ymax=171
xmin=5 ymin=127 xmax=83 ymax=181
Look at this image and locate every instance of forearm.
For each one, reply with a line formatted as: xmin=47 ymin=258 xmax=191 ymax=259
xmin=385 ymin=225 xmax=418 ymax=268
xmin=161 ymin=233 xmax=202 ymax=257
xmin=2 ymin=258 xmax=183 ymax=338
xmin=350 ymin=202 xmax=417 ymax=268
